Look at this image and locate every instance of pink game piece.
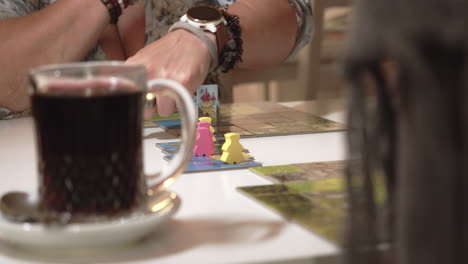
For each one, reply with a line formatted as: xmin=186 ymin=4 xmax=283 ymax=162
xmin=193 ymin=122 xmax=214 ymax=156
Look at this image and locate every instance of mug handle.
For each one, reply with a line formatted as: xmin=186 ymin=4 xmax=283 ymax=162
xmin=144 ymin=79 xmax=197 ymax=197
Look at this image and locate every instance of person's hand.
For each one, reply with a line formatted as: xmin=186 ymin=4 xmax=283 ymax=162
xmin=126 ymin=29 xmax=213 ymax=118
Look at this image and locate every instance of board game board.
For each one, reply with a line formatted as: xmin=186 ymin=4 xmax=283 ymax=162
xmin=156 ymin=142 xmax=262 ymax=173
xmin=239 ymin=161 xmax=347 ymax=243
xmin=249 ymin=160 xmax=346 ymax=183
xmin=238 ymin=178 xmax=346 ymax=243
xmin=147 ymin=102 xmax=345 ymax=139
xmin=239 ymin=160 xmax=387 ymax=243
xmin=143 ymin=112 xmax=180 ymax=129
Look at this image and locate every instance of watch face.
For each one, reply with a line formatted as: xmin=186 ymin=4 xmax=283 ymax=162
xmin=187 ymin=6 xmax=222 ymax=23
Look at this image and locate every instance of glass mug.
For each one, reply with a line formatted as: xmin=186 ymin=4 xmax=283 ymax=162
xmin=28 ymin=62 xmax=196 ymax=223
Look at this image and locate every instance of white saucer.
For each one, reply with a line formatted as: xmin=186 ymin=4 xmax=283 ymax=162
xmin=0 ymin=191 xmax=180 ymax=249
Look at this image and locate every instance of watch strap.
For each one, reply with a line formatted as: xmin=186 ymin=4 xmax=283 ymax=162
xmin=214 ymin=22 xmax=227 ymax=58
xmin=169 ymin=21 xmax=218 ymax=73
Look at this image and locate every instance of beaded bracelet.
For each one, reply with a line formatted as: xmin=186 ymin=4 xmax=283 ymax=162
xmin=217 ymin=9 xmax=243 ymax=73
xmin=100 ymin=0 xmax=136 ymax=24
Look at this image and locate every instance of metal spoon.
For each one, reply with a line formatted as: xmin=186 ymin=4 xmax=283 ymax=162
xmin=0 ymin=191 xmax=41 ymax=223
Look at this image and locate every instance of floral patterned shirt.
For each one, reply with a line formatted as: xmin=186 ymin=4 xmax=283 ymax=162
xmin=0 ymin=0 xmax=312 ymax=119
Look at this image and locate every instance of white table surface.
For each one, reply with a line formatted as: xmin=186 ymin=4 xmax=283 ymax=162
xmin=0 ymin=100 xmax=346 ymax=264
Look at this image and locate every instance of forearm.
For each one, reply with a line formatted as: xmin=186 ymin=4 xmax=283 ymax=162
xmin=228 ymin=0 xmax=298 ymax=69
xmin=0 ymin=0 xmax=109 ymax=111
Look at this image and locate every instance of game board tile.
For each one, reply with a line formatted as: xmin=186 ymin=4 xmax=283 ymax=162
xmin=238 ymin=184 xmax=295 ymax=195
xmin=213 ymin=121 xmax=233 ymax=127
xmin=161 ymin=149 xmax=176 ymax=155
xmin=223 ymin=117 xmax=260 ymax=125
xmin=265 ymin=121 xmax=306 ymax=128
xmin=250 ymin=161 xmax=347 ymax=183
xmin=285 ymin=179 xmax=345 ymax=196
xmin=236 ymin=130 xmax=257 ymax=137
xmin=218 ymin=107 xmax=238 ymax=114
xmin=283 ymin=126 xmax=332 ymax=133
xmin=149 ymin=112 xmax=181 ymax=122
xmin=219 ymin=115 xmax=233 ymax=119
xmin=266 ymin=172 xmax=317 ymax=183
xmin=229 ymin=105 xmax=266 ymax=114
xmin=240 ymin=180 xmax=344 ymax=198
xmin=305 ymin=162 xmax=344 ymax=180
xmin=218 ymin=110 xmax=235 ymax=117
xmin=154 ymin=119 xmax=182 ymax=129
xmin=238 ymin=180 xmax=346 ymax=243
xmin=158 ymin=143 xmax=224 ymax=155
xmin=235 ymin=123 xmax=275 ymax=130
xmin=295 ymin=116 xmax=337 ymax=124
xmin=313 ymin=124 xmax=345 ymax=131
xmin=166 ymin=128 xmax=182 ymax=137
xmin=159 ymin=139 xmax=262 ymax=173
xmin=252 ymin=117 xmax=292 ymax=124
xmin=243 ymin=127 xmax=288 ymax=135
xmin=232 ymin=107 xmax=261 ymax=112
xmin=247 ymin=112 xmax=286 ymax=119
xmin=165 ymin=154 xmax=262 ymax=173
xmin=144 ymin=120 xmax=158 ymax=128
xmin=218 ymin=105 xmax=232 ymax=111
xmin=216 ymin=125 xmax=254 ymax=135
xmin=277 ymin=111 xmax=316 ymax=120
xmin=303 ymin=117 xmax=333 ymax=124
xmin=219 ymin=104 xmax=234 ymax=111
xmin=155 ymin=142 xmax=181 ymax=150
xmin=252 ymin=102 xmax=294 ymax=112
xmin=308 ymin=124 xmax=345 ymax=132
xmin=282 ymin=115 xmax=341 ymax=124
xmin=150 ymin=102 xmax=345 ymax=139
xmin=291 ymin=123 xmax=325 ymax=129
xmin=156 ymin=142 xmax=249 ymax=154
xmin=250 ymin=165 xmax=304 ymax=176
xmin=218 ymin=111 xmax=235 ymax=116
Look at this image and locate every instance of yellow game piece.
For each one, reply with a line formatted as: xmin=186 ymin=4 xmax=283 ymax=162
xmin=199 ymin=117 xmax=216 ymax=142
xmin=220 ymin=133 xmax=244 ymax=164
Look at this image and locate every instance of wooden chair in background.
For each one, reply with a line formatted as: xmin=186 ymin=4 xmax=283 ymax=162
xmin=221 ymin=0 xmax=351 ymax=103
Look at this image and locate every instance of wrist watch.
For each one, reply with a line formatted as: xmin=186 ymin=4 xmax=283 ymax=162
xmin=180 ymin=6 xmax=228 ymax=57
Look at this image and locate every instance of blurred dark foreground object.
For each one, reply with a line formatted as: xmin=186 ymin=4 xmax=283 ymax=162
xmin=343 ymin=0 xmax=468 ymax=263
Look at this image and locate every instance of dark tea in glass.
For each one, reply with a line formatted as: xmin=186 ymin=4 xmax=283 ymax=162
xmin=31 ymin=80 xmax=146 ymax=221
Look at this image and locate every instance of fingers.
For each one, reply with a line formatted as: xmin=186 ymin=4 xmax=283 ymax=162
xmin=144 ymin=105 xmax=157 ymax=120
xmin=156 ymin=94 xmax=176 ymax=117
xmin=125 ymin=30 xmax=212 ymax=118
xmin=143 ymin=92 xmax=175 ymax=119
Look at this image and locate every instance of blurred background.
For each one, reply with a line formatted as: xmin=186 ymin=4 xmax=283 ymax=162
xmin=231 ymin=5 xmax=351 ymax=105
